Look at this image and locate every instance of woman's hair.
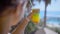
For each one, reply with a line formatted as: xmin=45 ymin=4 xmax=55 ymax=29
xmin=0 ymin=0 xmax=18 ymax=13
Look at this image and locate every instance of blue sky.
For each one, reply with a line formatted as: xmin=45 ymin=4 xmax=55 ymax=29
xmin=32 ymin=0 xmax=60 ymax=18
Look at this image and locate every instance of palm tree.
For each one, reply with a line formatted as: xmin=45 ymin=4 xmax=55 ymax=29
xmin=43 ymin=0 xmax=51 ymax=27
xmin=30 ymin=0 xmax=51 ymax=27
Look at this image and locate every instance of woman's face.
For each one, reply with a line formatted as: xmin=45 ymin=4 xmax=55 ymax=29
xmin=10 ymin=1 xmax=27 ymax=26
xmin=1 ymin=0 xmax=27 ymax=27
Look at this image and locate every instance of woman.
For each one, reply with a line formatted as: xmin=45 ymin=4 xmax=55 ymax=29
xmin=0 ymin=0 xmax=33 ymax=34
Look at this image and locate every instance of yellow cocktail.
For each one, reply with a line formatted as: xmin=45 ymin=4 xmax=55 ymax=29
xmin=31 ymin=9 xmax=40 ymax=24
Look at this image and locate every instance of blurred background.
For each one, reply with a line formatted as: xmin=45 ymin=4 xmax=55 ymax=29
xmin=24 ymin=0 xmax=60 ymax=34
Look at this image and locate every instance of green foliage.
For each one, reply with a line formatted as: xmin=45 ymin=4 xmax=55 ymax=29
xmin=43 ymin=0 xmax=51 ymax=7
xmin=46 ymin=26 xmax=60 ymax=34
xmin=55 ymin=28 xmax=60 ymax=34
xmin=25 ymin=21 xmax=37 ymax=34
xmin=39 ymin=20 xmax=44 ymax=26
xmin=30 ymin=0 xmax=41 ymax=6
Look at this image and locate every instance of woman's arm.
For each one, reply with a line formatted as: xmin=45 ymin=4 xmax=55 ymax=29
xmin=12 ymin=13 xmax=33 ymax=34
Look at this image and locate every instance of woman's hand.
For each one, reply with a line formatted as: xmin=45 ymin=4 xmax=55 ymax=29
xmin=11 ymin=11 xmax=33 ymax=34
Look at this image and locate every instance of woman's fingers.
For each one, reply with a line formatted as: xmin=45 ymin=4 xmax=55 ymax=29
xmin=27 ymin=12 xmax=33 ymax=19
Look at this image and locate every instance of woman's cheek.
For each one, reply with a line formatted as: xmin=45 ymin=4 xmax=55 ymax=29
xmin=9 ymin=11 xmax=22 ymax=26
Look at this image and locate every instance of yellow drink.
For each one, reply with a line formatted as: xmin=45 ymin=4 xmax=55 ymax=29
xmin=31 ymin=9 xmax=40 ymax=24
